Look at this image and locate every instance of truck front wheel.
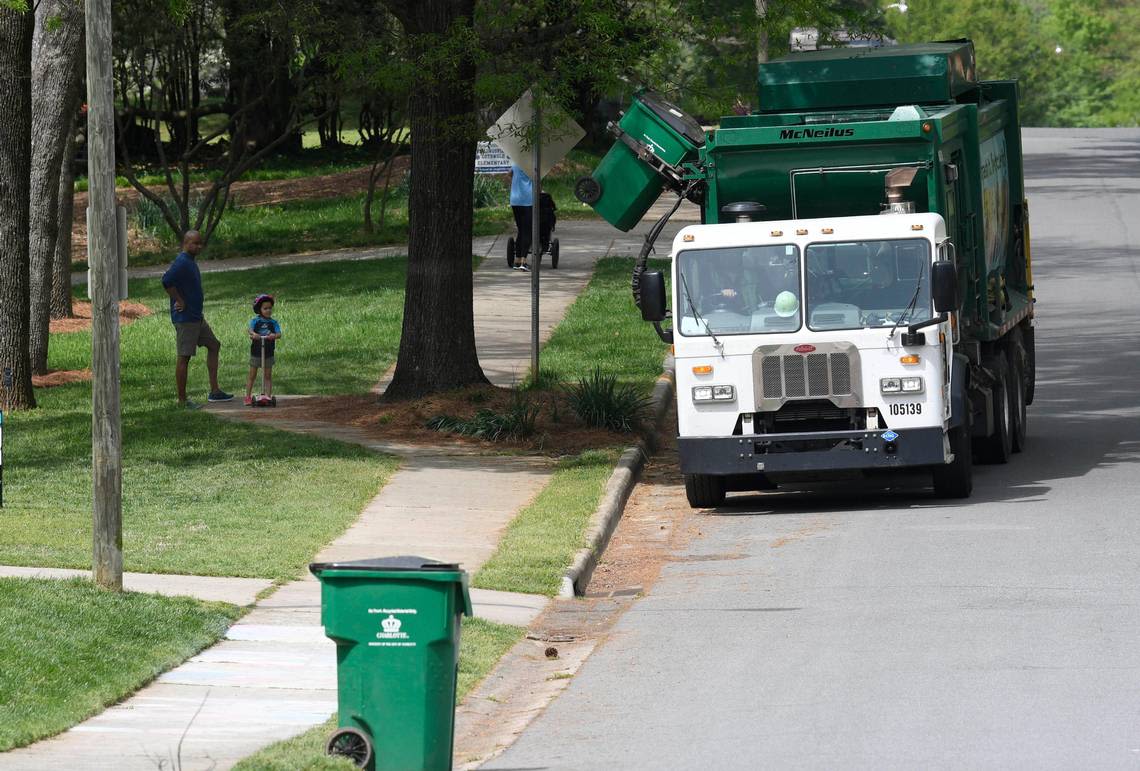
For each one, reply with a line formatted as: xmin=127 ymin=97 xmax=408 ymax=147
xmin=932 ymin=423 xmax=973 ymax=498
xmin=685 ymin=474 xmax=726 ymax=508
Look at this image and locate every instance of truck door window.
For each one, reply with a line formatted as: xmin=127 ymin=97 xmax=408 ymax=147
xmin=676 ymin=245 xmax=802 ymax=336
xmin=805 ymin=239 xmax=932 ymax=330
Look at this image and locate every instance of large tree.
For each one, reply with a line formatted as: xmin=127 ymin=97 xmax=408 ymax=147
xmin=0 ymin=0 xmax=36 ymax=411
xmin=378 ymin=0 xmax=484 ymax=398
xmin=377 ymin=0 xmax=661 ymax=399
xmin=28 ymin=0 xmax=85 ymax=375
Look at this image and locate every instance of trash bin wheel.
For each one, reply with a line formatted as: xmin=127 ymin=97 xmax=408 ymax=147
xmin=326 ymin=727 xmax=374 ymax=768
xmin=507 ymin=237 xmax=516 ymax=268
xmin=551 ymin=239 xmax=559 ymax=269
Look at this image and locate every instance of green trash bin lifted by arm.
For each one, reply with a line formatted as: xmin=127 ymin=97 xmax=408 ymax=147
xmin=310 ymin=556 xmax=473 ymax=771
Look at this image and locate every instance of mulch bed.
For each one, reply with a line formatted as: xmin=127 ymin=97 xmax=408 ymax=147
xmin=241 ymin=384 xmax=634 ymax=457
xmin=50 ymin=301 xmax=153 ymax=334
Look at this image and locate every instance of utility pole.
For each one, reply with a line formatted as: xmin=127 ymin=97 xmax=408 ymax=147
xmin=86 ymin=0 xmax=122 ymax=590
xmin=530 ymin=99 xmax=542 ymax=379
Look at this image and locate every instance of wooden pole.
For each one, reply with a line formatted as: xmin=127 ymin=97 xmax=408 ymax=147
xmin=530 ymin=98 xmax=541 ymax=379
xmin=85 ymin=0 xmax=122 ymax=589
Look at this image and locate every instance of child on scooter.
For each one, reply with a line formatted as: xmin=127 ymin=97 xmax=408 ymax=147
xmin=245 ymin=294 xmax=282 ymax=406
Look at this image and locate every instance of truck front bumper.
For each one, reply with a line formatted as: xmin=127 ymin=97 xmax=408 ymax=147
xmin=678 ymin=427 xmax=946 ymax=475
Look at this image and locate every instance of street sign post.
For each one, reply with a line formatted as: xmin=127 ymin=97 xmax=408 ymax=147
xmin=487 ymin=90 xmax=584 ymax=378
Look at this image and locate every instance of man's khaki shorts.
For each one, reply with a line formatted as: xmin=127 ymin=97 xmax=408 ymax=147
xmin=174 ymin=319 xmax=220 ymax=358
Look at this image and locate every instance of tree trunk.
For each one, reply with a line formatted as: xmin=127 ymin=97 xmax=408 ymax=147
xmin=382 ymin=0 xmax=487 ymax=399
xmin=0 ymin=6 xmax=36 ymax=410
xmin=223 ymin=0 xmax=301 ymax=154
xmin=755 ymin=0 xmax=769 ymax=66
xmin=51 ymin=114 xmax=80 ymax=320
xmin=29 ymin=0 xmax=85 ymax=374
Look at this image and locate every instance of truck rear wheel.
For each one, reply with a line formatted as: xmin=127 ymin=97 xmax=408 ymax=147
xmin=1007 ymin=343 xmax=1028 ymax=453
xmin=976 ymin=356 xmax=1013 ymax=464
xmin=685 ymin=474 xmax=726 ymax=508
xmin=932 ymin=423 xmax=973 ymax=498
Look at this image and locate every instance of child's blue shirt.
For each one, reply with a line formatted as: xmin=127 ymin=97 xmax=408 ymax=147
xmin=249 ymin=317 xmax=282 ymax=357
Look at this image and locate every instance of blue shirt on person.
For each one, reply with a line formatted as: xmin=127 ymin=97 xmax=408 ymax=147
xmin=161 ymin=251 xmax=204 ymax=323
xmin=510 ymin=163 xmax=533 ymax=207
xmin=249 ymin=317 xmax=282 ymax=357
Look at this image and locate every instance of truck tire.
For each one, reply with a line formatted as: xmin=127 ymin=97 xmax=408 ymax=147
xmin=932 ymin=423 xmax=973 ymax=498
xmin=685 ymin=474 xmax=726 ymax=508
xmin=1024 ymin=325 xmax=1036 ymax=405
xmin=1007 ymin=342 xmax=1028 ymax=453
xmin=976 ymin=356 xmax=1013 ymax=464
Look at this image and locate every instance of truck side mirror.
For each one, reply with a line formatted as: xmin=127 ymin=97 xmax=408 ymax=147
xmin=640 ymin=271 xmax=668 ymax=322
xmin=931 ymin=260 xmax=959 ymax=313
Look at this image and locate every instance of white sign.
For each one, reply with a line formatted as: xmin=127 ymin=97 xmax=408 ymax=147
xmin=487 ymin=89 xmax=585 ymax=179
xmin=475 ymin=141 xmax=512 ymax=174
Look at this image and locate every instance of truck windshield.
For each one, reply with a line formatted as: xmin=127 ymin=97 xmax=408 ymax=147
xmin=804 ymin=239 xmax=932 ymax=331
xmin=677 ymin=245 xmax=802 ymax=336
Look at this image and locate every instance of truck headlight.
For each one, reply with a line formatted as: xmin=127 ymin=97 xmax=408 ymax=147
xmin=901 ymin=377 xmax=924 ymax=393
xmin=693 ymin=385 xmax=735 ymax=402
xmin=880 ymin=378 xmax=902 ymax=394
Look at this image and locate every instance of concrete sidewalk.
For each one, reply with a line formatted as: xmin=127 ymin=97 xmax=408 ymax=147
xmin=5 ymin=213 xmax=692 ymax=770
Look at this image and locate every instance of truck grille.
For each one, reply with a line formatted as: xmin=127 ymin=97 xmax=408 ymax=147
xmin=759 ymin=352 xmax=853 ymax=399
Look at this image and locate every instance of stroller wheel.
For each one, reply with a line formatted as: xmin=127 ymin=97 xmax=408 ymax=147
xmin=551 ymin=239 xmax=559 ymax=269
xmin=507 ymin=237 xmax=516 ymax=268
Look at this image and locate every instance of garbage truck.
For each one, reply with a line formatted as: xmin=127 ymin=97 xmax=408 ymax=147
xmin=574 ymin=41 xmax=1035 ymax=506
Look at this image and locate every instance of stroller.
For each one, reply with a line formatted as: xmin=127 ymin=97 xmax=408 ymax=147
xmin=507 ymin=192 xmax=559 ymax=269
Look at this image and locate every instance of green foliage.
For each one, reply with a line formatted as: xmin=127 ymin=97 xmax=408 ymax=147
xmin=0 ymin=578 xmax=240 ymax=751
xmin=887 ymin=0 xmax=1139 ymax=127
xmin=565 ymin=367 xmax=652 ymax=432
xmin=427 ymin=394 xmax=540 ymax=441
xmin=472 ymin=173 xmax=504 ymax=209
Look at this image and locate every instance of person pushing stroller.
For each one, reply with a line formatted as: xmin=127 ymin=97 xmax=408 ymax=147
xmin=245 ymin=294 xmax=282 ymax=407
xmin=506 ymin=163 xmax=558 ymax=270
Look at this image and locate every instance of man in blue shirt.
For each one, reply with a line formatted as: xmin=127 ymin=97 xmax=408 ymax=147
xmin=507 ymin=162 xmax=533 ymax=272
xmin=161 ymin=231 xmax=233 ymax=407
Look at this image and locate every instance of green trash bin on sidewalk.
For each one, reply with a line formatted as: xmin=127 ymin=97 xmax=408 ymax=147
xmin=310 ymin=556 xmax=473 ymax=771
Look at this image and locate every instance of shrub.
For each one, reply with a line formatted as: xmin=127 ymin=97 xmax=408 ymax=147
xmin=472 ymin=174 xmax=504 ymax=209
xmin=426 ymin=394 xmax=539 ymax=441
xmin=130 ymin=193 xmax=206 ymax=242
xmin=565 ymin=367 xmax=651 ymax=433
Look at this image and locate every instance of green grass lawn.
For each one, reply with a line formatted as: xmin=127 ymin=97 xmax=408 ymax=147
xmin=75 ymin=145 xmax=379 ymax=192
xmin=534 ymin=257 xmax=671 ymax=392
xmin=0 ymin=259 xmax=411 ymax=579
xmin=471 ymin=257 xmax=671 ymax=596
xmin=474 ymin=449 xmax=620 ymax=595
xmin=115 ymin=176 xmax=597 ymax=269
xmin=232 ymin=617 xmax=522 ymax=771
xmin=0 ymin=577 xmax=241 ymax=752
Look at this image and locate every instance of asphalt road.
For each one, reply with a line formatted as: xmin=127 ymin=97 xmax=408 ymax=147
xmin=487 ymin=128 xmax=1140 ymax=770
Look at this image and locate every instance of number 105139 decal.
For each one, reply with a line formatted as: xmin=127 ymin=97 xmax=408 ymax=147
xmin=888 ymin=402 xmax=922 ymax=416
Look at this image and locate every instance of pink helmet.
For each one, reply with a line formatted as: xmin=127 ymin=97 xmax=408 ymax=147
xmin=253 ymin=294 xmax=274 ymax=313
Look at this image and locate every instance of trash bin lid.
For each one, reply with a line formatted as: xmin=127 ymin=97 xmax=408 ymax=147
xmin=635 ymin=92 xmax=706 ymax=148
xmin=309 ymin=556 xmax=461 ymax=575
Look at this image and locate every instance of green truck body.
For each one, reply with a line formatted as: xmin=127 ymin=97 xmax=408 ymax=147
xmin=578 ymin=40 xmax=1036 ymax=504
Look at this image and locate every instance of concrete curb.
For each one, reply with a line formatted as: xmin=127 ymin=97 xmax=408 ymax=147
xmin=558 ymin=358 xmax=676 ymax=598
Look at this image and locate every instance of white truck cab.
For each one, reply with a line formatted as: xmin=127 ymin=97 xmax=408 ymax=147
xmin=650 ymin=212 xmax=966 ymax=506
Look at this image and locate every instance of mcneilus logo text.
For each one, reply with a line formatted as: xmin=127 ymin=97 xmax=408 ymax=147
xmin=779 ymin=127 xmax=856 ymax=139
